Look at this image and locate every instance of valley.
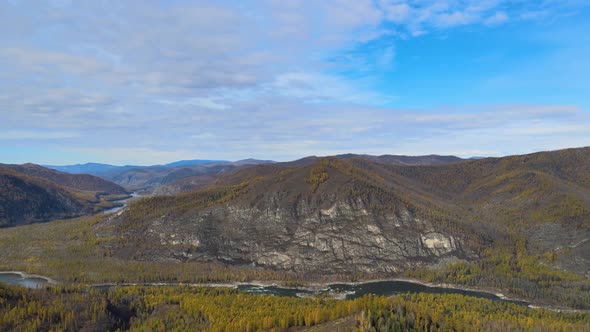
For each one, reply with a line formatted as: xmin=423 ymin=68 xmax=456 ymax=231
xmin=0 ymin=163 xmax=129 ymax=227
xmin=3 ymin=1 xmax=590 ymax=330
xmin=1 ymin=148 xmax=589 ymax=330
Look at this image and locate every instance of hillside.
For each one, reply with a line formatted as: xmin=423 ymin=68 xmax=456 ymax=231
xmin=102 ymin=148 xmax=590 ymax=273
xmin=337 ymin=153 xmax=464 ymax=165
xmin=88 ymin=160 xmax=272 ymax=193
xmin=102 ymin=158 xmax=469 ymax=274
xmin=0 ymin=148 xmax=588 ymax=309
xmin=0 ymin=164 xmax=128 ymax=227
xmin=47 ymin=156 xmax=458 ymax=194
xmin=154 ymin=154 xmax=465 ymax=195
xmin=88 ymin=147 xmax=590 ymax=308
xmin=4 ymin=163 xmax=128 ymax=195
xmin=99 ymin=164 xmax=237 ymax=193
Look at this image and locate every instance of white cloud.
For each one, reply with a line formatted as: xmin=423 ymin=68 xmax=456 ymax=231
xmin=0 ymin=1 xmax=587 ymax=164
xmin=485 ymin=11 xmax=509 ymax=26
xmin=381 ymin=2 xmax=411 ymax=23
xmin=434 ymin=11 xmax=476 ymax=27
xmin=0 ymin=131 xmax=80 ymax=140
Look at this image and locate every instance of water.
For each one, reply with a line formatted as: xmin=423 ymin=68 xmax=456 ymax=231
xmin=103 ymin=192 xmax=141 ymax=214
xmin=0 ymin=272 xmax=528 ymax=306
xmin=238 ymin=280 xmax=529 ymax=305
xmin=0 ymin=273 xmax=49 ymax=289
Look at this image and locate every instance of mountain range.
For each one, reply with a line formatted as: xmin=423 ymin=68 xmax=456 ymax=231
xmin=45 ymin=159 xmax=275 ymax=193
xmin=1 ymin=154 xmax=466 ymax=227
xmin=94 ymin=148 xmax=589 ymax=279
xmin=45 ymin=155 xmax=463 ymax=193
xmin=1 ymin=147 xmax=589 ymax=310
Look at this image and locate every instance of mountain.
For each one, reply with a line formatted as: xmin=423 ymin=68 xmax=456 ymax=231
xmin=232 ymin=158 xmax=276 ymax=166
xmin=47 ymin=155 xmax=459 ymax=194
xmin=46 ymin=159 xmax=277 ymax=193
xmin=164 ymin=160 xmax=228 ymax=167
xmin=336 ymin=154 xmax=464 ymax=165
xmin=0 ymin=164 xmax=128 ymax=227
xmin=98 ymin=147 xmax=589 ymax=279
xmin=6 ymin=164 xmax=128 ymax=194
xmin=98 ymin=164 xmax=236 ymax=193
xmin=152 ymin=155 xmax=461 ymax=195
xmin=0 ymin=148 xmax=588 ymax=310
xmin=44 ymin=162 xmax=126 ymax=175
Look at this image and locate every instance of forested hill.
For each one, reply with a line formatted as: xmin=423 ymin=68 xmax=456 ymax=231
xmin=0 ymin=164 xmax=128 ymax=227
xmin=0 ymin=148 xmax=588 ymax=310
xmin=83 ymin=146 xmax=590 ymax=308
xmin=102 ymin=147 xmax=589 ymax=281
xmin=4 ymin=163 xmax=128 ymax=194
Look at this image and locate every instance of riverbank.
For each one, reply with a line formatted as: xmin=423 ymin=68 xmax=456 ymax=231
xmin=87 ymin=278 xmax=590 ymax=313
xmin=102 ymin=192 xmax=141 ymax=214
xmin=0 ymin=271 xmax=57 ymax=285
xmin=90 ymin=278 xmax=522 ymax=304
xmin=3 ymin=271 xmax=588 ymax=313
xmin=228 ymin=278 xmax=526 ymax=303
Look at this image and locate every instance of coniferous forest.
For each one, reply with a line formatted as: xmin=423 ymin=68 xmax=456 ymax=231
xmin=1 ymin=284 xmax=589 ymax=331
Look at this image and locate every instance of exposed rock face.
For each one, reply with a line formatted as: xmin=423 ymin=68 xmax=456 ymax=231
xmin=420 ymin=233 xmax=459 ymax=256
xmin=124 ymin=193 xmax=467 ymax=274
xmin=102 ymin=147 xmax=590 ymax=277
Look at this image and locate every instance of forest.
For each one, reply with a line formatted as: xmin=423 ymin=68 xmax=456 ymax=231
xmin=1 ymin=284 xmax=589 ymax=331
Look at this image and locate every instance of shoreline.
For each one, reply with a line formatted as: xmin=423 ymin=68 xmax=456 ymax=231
xmin=0 ymin=271 xmax=57 ymax=284
xmin=3 ymin=271 xmax=588 ymax=313
xmin=220 ymin=278 xmax=523 ymax=303
xmin=102 ymin=192 xmax=141 ymax=214
xmin=89 ymin=278 xmax=525 ymax=305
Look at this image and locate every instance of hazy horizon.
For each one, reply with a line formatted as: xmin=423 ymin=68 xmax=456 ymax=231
xmin=4 ymin=145 xmax=584 ymax=167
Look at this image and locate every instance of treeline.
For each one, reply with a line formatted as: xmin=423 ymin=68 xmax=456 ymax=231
xmin=358 ymin=293 xmax=590 ymax=332
xmin=1 ymin=284 xmax=588 ymax=331
xmin=407 ymin=245 xmax=590 ymax=310
xmin=0 ymin=284 xmax=116 ymax=331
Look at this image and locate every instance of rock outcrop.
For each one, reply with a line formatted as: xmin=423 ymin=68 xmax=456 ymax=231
xmin=105 ymin=159 xmax=469 ymax=273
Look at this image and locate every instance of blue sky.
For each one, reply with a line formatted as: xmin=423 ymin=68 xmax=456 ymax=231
xmin=1 ymin=0 xmax=589 ymax=165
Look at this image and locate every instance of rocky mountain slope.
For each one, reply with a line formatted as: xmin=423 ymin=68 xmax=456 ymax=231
xmin=0 ymin=164 xmax=128 ymax=227
xmin=98 ymin=147 xmax=590 ymax=278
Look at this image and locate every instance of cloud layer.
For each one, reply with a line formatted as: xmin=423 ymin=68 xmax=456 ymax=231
xmin=0 ymin=0 xmax=589 ymax=164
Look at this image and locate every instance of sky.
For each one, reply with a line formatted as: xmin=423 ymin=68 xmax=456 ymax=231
xmin=1 ymin=0 xmax=589 ymax=165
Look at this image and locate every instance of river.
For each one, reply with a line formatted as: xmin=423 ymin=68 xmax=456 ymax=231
xmin=102 ymin=192 xmax=141 ymax=214
xmin=0 ymin=272 xmax=527 ymax=306
xmin=237 ymin=280 xmax=528 ymax=305
xmin=0 ymin=272 xmax=51 ymax=289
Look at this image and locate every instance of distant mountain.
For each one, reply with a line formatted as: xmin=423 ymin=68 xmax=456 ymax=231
xmin=232 ymin=159 xmax=276 ymax=166
xmin=144 ymin=155 xmax=461 ymax=195
xmin=44 ymin=163 xmax=127 ymax=175
xmin=45 ymin=159 xmax=277 ymax=192
xmin=164 ymin=160 xmax=228 ymax=167
xmin=98 ymin=164 xmax=237 ymax=193
xmin=0 ymin=164 xmax=128 ymax=227
xmin=336 ymin=154 xmax=464 ymax=165
xmin=44 ymin=154 xmax=464 ymax=195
